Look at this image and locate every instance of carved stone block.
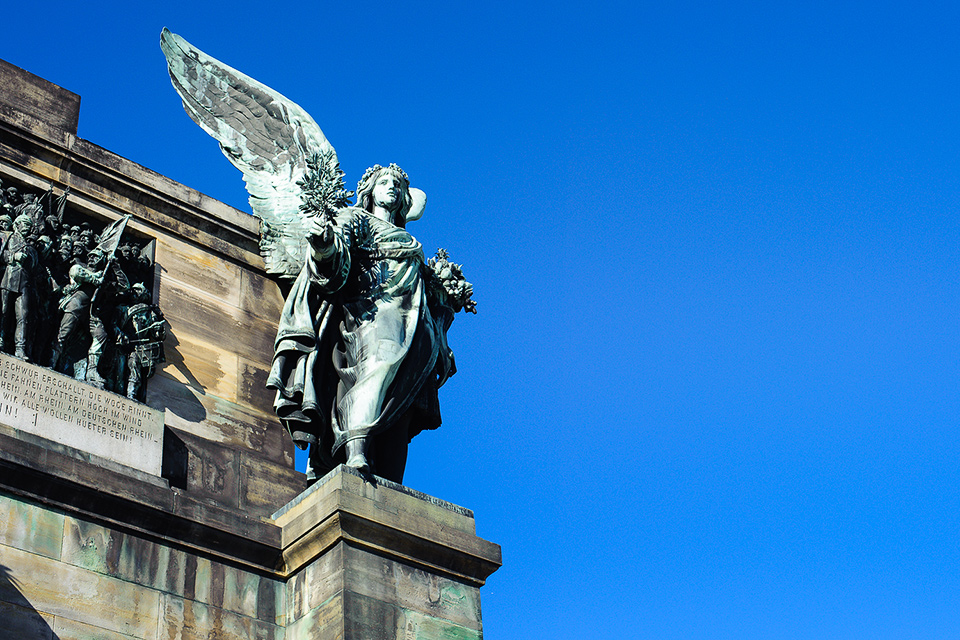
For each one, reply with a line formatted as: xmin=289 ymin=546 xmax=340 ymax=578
xmin=0 ymin=352 xmax=164 ymax=474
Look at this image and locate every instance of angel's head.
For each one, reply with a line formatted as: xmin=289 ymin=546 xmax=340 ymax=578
xmin=356 ymin=164 xmax=413 ymax=227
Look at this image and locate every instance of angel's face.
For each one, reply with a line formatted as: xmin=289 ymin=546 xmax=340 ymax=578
xmin=372 ymin=172 xmax=403 ymax=212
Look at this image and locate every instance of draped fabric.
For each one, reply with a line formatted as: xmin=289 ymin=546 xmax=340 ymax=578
xmin=267 ymin=208 xmax=449 ymax=474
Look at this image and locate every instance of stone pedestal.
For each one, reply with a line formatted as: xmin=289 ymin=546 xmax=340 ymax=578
xmin=0 ymin=430 xmax=500 ymax=640
xmin=275 ymin=467 xmax=501 ymax=640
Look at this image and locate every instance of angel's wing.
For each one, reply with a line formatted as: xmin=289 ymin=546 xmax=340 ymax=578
xmin=160 ymin=28 xmax=332 ymax=279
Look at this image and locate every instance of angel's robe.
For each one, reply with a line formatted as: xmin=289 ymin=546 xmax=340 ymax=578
xmin=266 ymin=207 xmax=453 ymax=478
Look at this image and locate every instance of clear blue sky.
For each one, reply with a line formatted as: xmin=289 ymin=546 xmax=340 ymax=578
xmin=5 ymin=2 xmax=960 ymax=638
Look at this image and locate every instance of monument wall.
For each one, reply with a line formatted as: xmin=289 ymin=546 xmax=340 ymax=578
xmin=0 ymin=59 xmax=500 ymax=639
xmin=0 ymin=56 xmax=301 ymax=516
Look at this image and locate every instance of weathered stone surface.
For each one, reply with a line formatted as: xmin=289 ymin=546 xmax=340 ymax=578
xmin=286 ymin=542 xmax=344 ymax=624
xmin=0 ymin=429 xmax=283 ymax=571
xmin=155 ymin=321 xmax=241 ymax=407
xmin=285 ymin=541 xmax=483 ymax=638
xmin=342 ymin=544 xmax=481 ymax=630
xmin=273 ymin=467 xmax=500 ymax=586
xmin=0 ymin=545 xmax=162 ymax=638
xmin=283 ymin=592 xmax=344 ymax=640
xmin=58 ymin=144 xmax=262 ymax=264
xmin=179 ymin=429 xmax=241 ymax=508
xmin=239 ymin=269 xmax=285 ymax=324
xmin=0 ymin=493 xmax=64 ymax=560
xmin=60 ymin=518 xmax=285 ymax=625
xmin=62 ymin=517 xmax=187 ymax=595
xmin=274 ymin=468 xmax=476 ymax=540
xmin=149 ymin=373 xmax=293 ymax=469
xmin=0 ymin=353 xmax=165 ymax=475
xmin=54 ymin=617 xmax=144 ymax=640
xmin=157 ymin=278 xmax=277 ymax=390
xmin=240 ymin=450 xmax=306 ymax=517
xmin=0 ymin=58 xmax=80 ymax=134
xmin=400 ymin=608 xmax=483 ymax=640
xmin=237 ymin=356 xmax=275 ymax=417
xmin=155 ymin=237 xmax=243 ymax=307
xmin=1 ymin=443 xmax=499 ymax=640
xmin=160 ymin=593 xmax=283 ymax=640
xmin=276 ymin=467 xmax=500 ymax=639
xmin=341 ymin=590 xmax=400 ymax=639
xmin=340 ymin=590 xmax=481 ymax=640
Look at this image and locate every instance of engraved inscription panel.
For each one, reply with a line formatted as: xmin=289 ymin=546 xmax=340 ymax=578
xmin=0 ymin=353 xmax=164 ymax=475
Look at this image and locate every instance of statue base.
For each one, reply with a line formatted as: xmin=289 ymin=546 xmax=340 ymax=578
xmin=0 ymin=432 xmax=501 ymax=640
xmin=274 ymin=466 xmax=501 ymax=639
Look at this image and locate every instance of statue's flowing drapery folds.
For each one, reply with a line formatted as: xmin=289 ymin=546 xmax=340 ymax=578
xmin=162 ymin=29 xmax=471 ymax=482
xmin=268 ymin=208 xmax=455 ymax=473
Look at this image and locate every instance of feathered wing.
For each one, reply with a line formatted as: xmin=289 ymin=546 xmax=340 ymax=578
xmin=160 ymin=28 xmax=334 ymax=279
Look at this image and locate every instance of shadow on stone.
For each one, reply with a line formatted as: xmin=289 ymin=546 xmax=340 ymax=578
xmin=0 ymin=564 xmax=60 ymax=639
xmin=161 ymin=426 xmax=189 ymax=489
xmin=151 ymin=328 xmax=207 ymax=423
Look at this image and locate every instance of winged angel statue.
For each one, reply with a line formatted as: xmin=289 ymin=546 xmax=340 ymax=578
xmin=161 ymin=29 xmax=475 ymax=484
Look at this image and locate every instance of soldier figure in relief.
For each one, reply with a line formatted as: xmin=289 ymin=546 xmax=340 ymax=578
xmin=0 ymin=215 xmax=39 ymax=361
xmin=0 ymin=182 xmax=161 ymax=398
xmin=50 ymin=248 xmax=106 ymax=376
xmin=116 ymin=283 xmax=165 ymax=402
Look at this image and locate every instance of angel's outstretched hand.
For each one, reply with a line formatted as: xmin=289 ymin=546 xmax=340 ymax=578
xmin=306 ymin=218 xmax=337 ymax=261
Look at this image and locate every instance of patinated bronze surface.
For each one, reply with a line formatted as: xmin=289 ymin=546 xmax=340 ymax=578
xmin=162 ymin=30 xmax=474 ymax=483
xmin=0 ymin=180 xmax=164 ymax=399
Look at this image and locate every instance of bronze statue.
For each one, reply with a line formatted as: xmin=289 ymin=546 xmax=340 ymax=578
xmin=116 ymin=283 xmax=165 ymax=402
xmin=0 ymin=180 xmax=159 ymax=399
xmin=0 ymin=215 xmax=39 ymax=361
xmin=162 ymin=29 xmax=475 ymax=483
xmin=51 ymin=248 xmax=106 ymax=377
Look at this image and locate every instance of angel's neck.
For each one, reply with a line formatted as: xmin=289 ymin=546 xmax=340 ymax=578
xmin=371 ymin=206 xmax=394 ymax=223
